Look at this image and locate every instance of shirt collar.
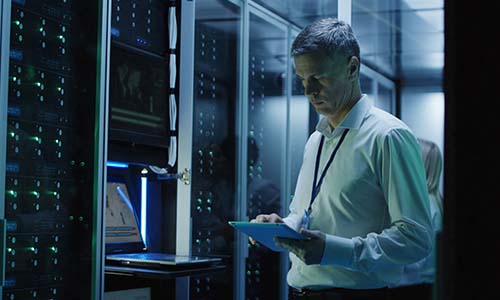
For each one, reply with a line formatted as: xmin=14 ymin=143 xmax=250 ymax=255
xmin=316 ymin=94 xmax=371 ymax=138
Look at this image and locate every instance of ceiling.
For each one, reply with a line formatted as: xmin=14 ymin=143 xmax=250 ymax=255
xmin=252 ymin=0 xmax=444 ymax=88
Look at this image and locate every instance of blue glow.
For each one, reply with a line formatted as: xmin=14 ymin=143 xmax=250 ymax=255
xmin=141 ymin=176 xmax=148 ymax=246
xmin=106 ymin=161 xmax=129 ymax=168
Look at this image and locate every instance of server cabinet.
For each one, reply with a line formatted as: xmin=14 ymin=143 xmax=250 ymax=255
xmin=177 ymin=1 xmax=311 ymax=300
xmin=245 ymin=10 xmax=288 ymax=300
xmin=189 ymin=1 xmax=241 ymax=299
xmin=0 ymin=0 xmax=108 ymax=299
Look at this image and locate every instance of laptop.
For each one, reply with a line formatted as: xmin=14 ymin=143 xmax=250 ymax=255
xmin=105 ymin=180 xmax=222 ymax=268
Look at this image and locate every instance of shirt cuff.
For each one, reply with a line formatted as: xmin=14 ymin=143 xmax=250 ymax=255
xmin=320 ymin=234 xmax=355 ymax=267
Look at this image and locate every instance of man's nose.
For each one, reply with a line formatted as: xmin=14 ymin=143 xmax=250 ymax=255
xmin=304 ymin=81 xmax=320 ymax=96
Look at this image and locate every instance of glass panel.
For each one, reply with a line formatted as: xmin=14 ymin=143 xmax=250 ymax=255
xmin=352 ymin=0 xmax=396 ymax=77
xmin=360 ymin=71 xmax=375 ymax=99
xmin=252 ymin=0 xmax=338 ymax=28
xmin=4 ymin=1 xmax=101 ymax=299
xmin=190 ymin=1 xmax=240 ymax=299
xmin=289 ymin=52 xmax=309 ymax=201
xmin=246 ymin=12 xmax=287 ymax=300
xmin=376 ymin=83 xmax=394 ymax=114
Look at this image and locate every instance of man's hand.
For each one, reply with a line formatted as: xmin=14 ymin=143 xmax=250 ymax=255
xmin=248 ymin=213 xmax=283 ymax=245
xmin=274 ymin=228 xmax=325 ymax=265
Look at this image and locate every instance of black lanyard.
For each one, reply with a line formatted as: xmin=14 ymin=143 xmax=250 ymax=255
xmin=308 ymin=128 xmax=349 ymax=213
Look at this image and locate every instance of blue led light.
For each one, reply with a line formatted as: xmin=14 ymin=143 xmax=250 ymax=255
xmin=111 ymin=27 xmax=120 ymax=37
xmin=106 ymin=161 xmax=129 ymax=168
xmin=141 ymin=176 xmax=148 ymax=246
xmin=9 ymin=50 xmax=23 ymax=61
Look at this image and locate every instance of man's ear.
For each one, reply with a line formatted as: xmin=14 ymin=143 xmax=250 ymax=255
xmin=347 ymin=56 xmax=360 ymax=81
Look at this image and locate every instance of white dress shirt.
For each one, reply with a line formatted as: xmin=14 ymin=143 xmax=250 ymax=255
xmin=283 ymin=95 xmax=434 ymax=290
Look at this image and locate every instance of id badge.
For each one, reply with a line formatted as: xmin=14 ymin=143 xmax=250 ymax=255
xmin=300 ymin=208 xmax=311 ymax=230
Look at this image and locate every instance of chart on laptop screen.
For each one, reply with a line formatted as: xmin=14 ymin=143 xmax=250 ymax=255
xmin=106 ymin=182 xmax=142 ymax=244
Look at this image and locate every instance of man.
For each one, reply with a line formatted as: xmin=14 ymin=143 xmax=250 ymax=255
xmin=251 ymin=18 xmax=434 ymax=300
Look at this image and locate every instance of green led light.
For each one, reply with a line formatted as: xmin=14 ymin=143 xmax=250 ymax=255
xmin=14 ymin=20 xmax=20 ymax=26
xmin=30 ymin=136 xmax=41 ymax=142
xmin=69 ymin=215 xmax=74 ymax=221
xmin=50 ymin=246 xmax=58 ymax=253
xmin=9 ymin=131 xmax=15 ymax=138
xmin=30 ymin=191 xmax=40 ymax=197
xmin=79 ymin=161 xmax=85 ymax=167
xmin=206 ymin=198 xmax=212 ymax=204
xmin=39 ymin=27 xmax=44 ymax=32
xmin=6 ymin=248 xmax=12 ymax=253
xmin=197 ymin=198 xmax=202 ymax=203
xmin=27 ymin=247 xmax=35 ymax=252
xmin=57 ymin=87 xmax=62 ymax=91
xmin=78 ymin=216 xmax=84 ymax=222
xmin=35 ymin=82 xmax=41 ymax=87
xmin=12 ymin=76 xmax=17 ymax=81
xmin=7 ymin=190 xmax=17 ymax=198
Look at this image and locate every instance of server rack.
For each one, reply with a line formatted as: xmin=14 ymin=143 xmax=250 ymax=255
xmin=177 ymin=1 xmax=309 ymax=299
xmin=0 ymin=0 xmax=109 ymax=299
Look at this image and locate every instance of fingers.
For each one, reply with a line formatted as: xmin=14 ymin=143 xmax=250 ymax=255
xmin=248 ymin=213 xmax=283 ymax=246
xmin=275 ymin=232 xmax=326 ymax=265
xmin=252 ymin=213 xmax=283 ymax=223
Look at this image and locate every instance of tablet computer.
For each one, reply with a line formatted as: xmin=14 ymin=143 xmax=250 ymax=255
xmin=228 ymin=221 xmax=307 ymax=252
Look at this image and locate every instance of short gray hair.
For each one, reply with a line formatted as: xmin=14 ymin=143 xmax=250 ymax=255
xmin=291 ymin=18 xmax=360 ymax=62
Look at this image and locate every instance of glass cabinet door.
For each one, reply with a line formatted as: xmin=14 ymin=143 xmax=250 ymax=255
xmin=245 ymin=10 xmax=288 ymax=300
xmin=190 ymin=1 xmax=241 ymax=299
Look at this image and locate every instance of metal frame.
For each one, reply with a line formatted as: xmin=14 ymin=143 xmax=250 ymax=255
xmin=235 ymin=1 xmax=249 ymax=299
xmin=338 ymin=0 xmax=352 ymax=24
xmin=92 ymin=0 xmax=111 ymax=299
xmin=0 ymin=0 xmax=11 ymax=293
xmin=176 ymin=0 xmax=196 ymax=299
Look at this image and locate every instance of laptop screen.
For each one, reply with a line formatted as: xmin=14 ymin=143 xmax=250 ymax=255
xmin=105 ymin=181 xmax=145 ymax=253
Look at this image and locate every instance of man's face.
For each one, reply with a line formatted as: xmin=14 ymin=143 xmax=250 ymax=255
xmin=294 ymin=51 xmax=352 ymax=118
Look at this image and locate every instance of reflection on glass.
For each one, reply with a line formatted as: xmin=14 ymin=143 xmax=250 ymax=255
xmin=290 ymin=63 xmax=309 ymax=197
xmin=191 ymin=1 xmax=240 ymax=299
xmin=352 ymin=0 xmax=396 ymax=77
xmin=376 ymin=83 xmax=394 ymax=114
xmin=246 ymin=12 xmax=287 ymax=300
xmin=252 ymin=0 xmax=338 ymax=28
xmin=360 ymin=72 xmax=375 ymax=98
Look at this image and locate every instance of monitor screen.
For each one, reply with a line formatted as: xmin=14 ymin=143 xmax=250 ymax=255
xmin=105 ymin=181 xmax=143 ymax=245
xmin=109 ymin=44 xmax=170 ymax=147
